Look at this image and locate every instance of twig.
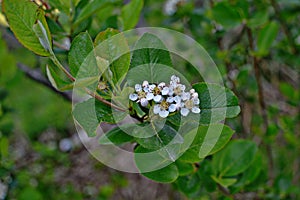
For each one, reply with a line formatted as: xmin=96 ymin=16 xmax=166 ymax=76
xmin=246 ymin=27 xmax=274 ymax=185
xmin=217 ymin=184 xmax=234 ymax=199
xmin=17 ymin=63 xmax=73 ymax=101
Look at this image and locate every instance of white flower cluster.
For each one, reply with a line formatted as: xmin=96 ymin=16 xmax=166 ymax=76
xmin=129 ymin=75 xmax=201 ymax=118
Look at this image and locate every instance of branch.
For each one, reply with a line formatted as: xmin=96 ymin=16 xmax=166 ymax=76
xmin=17 ymin=63 xmax=72 ymax=101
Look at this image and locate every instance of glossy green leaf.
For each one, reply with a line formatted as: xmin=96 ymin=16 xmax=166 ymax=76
xmin=127 ymin=33 xmax=177 ymax=85
xmin=120 ymin=0 xmax=144 ymax=30
xmin=68 ymin=32 xmax=94 ymax=76
xmin=142 ymin=163 xmax=179 ymax=183
xmin=94 ymin=28 xmax=130 ymax=85
xmin=212 ymin=140 xmax=258 ymax=177
xmin=72 ymin=98 xmax=116 ymax=136
xmin=132 ymin=102 xmax=146 ymax=118
xmin=193 ymin=83 xmax=240 ymax=124
xmin=136 ymin=125 xmax=183 ymax=151
xmin=257 ymin=21 xmax=279 ymax=56
xmin=175 ymin=160 xmax=194 ymax=176
xmin=99 ymin=124 xmax=134 ymax=145
xmin=180 ymin=124 xmax=234 ymax=162
xmin=2 ymin=0 xmax=52 ymax=56
xmin=46 ymin=65 xmax=73 ymax=91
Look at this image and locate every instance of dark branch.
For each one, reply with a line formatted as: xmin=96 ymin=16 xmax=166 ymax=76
xmin=17 ymin=63 xmax=72 ymax=101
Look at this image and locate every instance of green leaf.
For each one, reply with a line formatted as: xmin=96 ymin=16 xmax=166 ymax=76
xmin=2 ymin=0 xmax=52 ymax=56
xmin=211 ymin=175 xmax=237 ymax=187
xmin=46 ymin=65 xmax=73 ymax=91
xmin=212 ymin=140 xmax=258 ymax=177
xmin=120 ymin=0 xmax=144 ymax=30
xmin=230 ymin=152 xmax=263 ymax=192
xmin=176 ymin=173 xmax=202 ymax=196
xmin=99 ymin=124 xmax=134 ymax=145
xmin=126 ymin=33 xmax=179 ymax=85
xmin=73 ymin=0 xmax=120 ymax=28
xmin=135 ymin=125 xmax=183 ymax=151
xmin=175 ymin=160 xmax=194 ymax=176
xmin=142 ymin=163 xmax=179 ymax=183
xmin=94 ymin=28 xmax=130 ymax=85
xmin=193 ymin=83 xmax=240 ymax=124
xmin=132 ymin=102 xmax=146 ymax=118
xmin=180 ymin=124 xmax=234 ymax=162
xmin=247 ymin=10 xmax=269 ymax=29
xmin=211 ymin=2 xmax=242 ymax=29
xmin=257 ymin=21 xmax=279 ymax=56
xmin=68 ymin=32 xmax=94 ymax=77
xmin=72 ymin=98 xmax=116 ymax=136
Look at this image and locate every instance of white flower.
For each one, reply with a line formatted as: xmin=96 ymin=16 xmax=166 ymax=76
xmin=153 ymin=95 xmax=162 ymax=102
xmin=142 ymin=80 xmax=149 ymax=87
xmin=193 ymin=97 xmax=200 ymax=105
xmin=166 ymin=97 xmax=174 ymax=103
xmin=180 ymin=108 xmax=189 ymax=116
xmin=146 ymin=93 xmax=154 ymax=100
xmin=135 ymin=84 xmax=142 ymax=92
xmin=159 ymin=110 xmax=169 ymax=118
xmin=181 ymin=92 xmax=190 ymax=101
xmin=158 ymin=82 xmax=166 ymax=89
xmin=149 ymin=84 xmax=156 ymax=91
xmin=140 ymin=98 xmax=148 ymax=107
xmin=168 ymin=104 xmax=177 ymax=112
xmin=171 ymin=75 xmax=180 ymax=83
xmin=153 ymin=104 xmax=161 ymax=114
xmin=192 ymin=107 xmax=201 ymax=113
xmin=129 ymin=93 xmax=138 ymax=101
xmin=161 ymin=87 xmax=170 ymax=95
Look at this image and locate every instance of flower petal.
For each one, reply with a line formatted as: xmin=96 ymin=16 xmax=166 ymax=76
xmin=142 ymin=80 xmax=149 ymax=87
xmin=193 ymin=98 xmax=200 ymax=105
xmin=146 ymin=93 xmax=154 ymax=100
xmin=153 ymin=105 xmax=160 ymax=114
xmin=140 ymin=98 xmax=148 ymax=107
xmin=153 ymin=95 xmax=162 ymax=102
xmin=159 ymin=110 xmax=169 ymax=118
xmin=135 ymin=84 xmax=142 ymax=92
xmin=166 ymin=97 xmax=174 ymax=103
xmin=192 ymin=107 xmax=201 ymax=113
xmin=158 ymin=82 xmax=166 ymax=89
xmin=169 ymin=104 xmax=176 ymax=112
xmin=149 ymin=84 xmax=156 ymax=91
xmin=129 ymin=93 xmax=138 ymax=101
xmin=180 ymin=108 xmax=189 ymax=116
xmin=161 ymin=87 xmax=170 ymax=95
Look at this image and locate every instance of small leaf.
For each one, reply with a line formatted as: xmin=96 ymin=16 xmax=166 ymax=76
xmin=94 ymin=28 xmax=130 ymax=85
xmin=175 ymin=160 xmax=194 ymax=176
xmin=99 ymin=124 xmax=134 ymax=145
xmin=176 ymin=173 xmax=202 ymax=196
xmin=247 ymin=10 xmax=269 ymax=29
xmin=257 ymin=21 xmax=279 ymax=56
xmin=120 ymin=0 xmax=144 ymax=30
xmin=73 ymin=0 xmax=120 ymax=28
xmin=68 ymin=31 xmax=94 ymax=77
xmin=212 ymin=140 xmax=258 ymax=177
xmin=211 ymin=2 xmax=242 ymax=29
xmin=2 ymin=0 xmax=52 ymax=56
xmin=142 ymin=163 xmax=179 ymax=183
xmin=193 ymin=83 xmax=240 ymax=124
xmin=211 ymin=175 xmax=237 ymax=187
xmin=132 ymin=102 xmax=146 ymax=118
xmin=46 ymin=65 xmax=73 ymax=91
xmin=73 ymin=98 xmax=116 ymax=136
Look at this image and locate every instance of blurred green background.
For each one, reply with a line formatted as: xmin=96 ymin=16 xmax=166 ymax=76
xmin=0 ymin=0 xmax=299 ymax=199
